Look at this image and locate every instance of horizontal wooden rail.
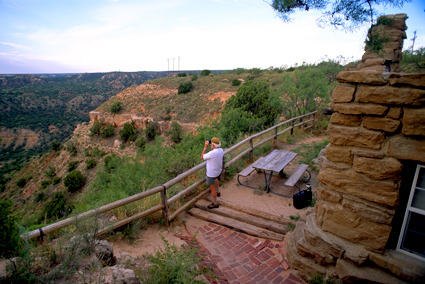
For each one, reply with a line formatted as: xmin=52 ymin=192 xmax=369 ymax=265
xmin=22 ymin=111 xmax=317 ymax=240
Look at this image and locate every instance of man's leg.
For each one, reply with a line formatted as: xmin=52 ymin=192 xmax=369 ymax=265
xmin=215 ymin=178 xmax=220 ymax=197
xmin=208 ymin=178 xmax=219 ymax=209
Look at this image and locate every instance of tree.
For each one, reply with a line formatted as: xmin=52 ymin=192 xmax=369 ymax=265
xmin=200 ymin=69 xmax=211 ymax=76
xmin=0 ymin=199 xmax=21 ymax=260
xmin=268 ymin=0 xmax=409 ymax=31
xmin=178 ymin=82 xmax=193 ymax=94
xmin=119 ymin=122 xmax=137 ymax=142
xmin=168 ymin=121 xmax=183 ymax=143
xmin=110 ymin=101 xmax=122 ymax=114
xmin=278 ymin=67 xmax=333 ymax=118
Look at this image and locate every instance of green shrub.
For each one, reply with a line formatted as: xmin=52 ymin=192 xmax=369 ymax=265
xmin=200 ymin=69 xmax=211 ymax=76
xmin=68 ymin=160 xmax=79 ymax=172
xmin=168 ymin=121 xmax=183 ymax=143
xmin=16 ymin=177 xmax=27 ymax=188
xmin=103 ymin=154 xmax=120 ymax=173
xmin=101 ymin=124 xmax=115 ymax=138
xmin=43 ymin=191 xmax=73 ymax=220
xmin=51 ymin=141 xmax=61 ymax=151
xmin=64 ymin=170 xmax=86 ymax=192
xmin=66 ymin=142 xmax=77 ymax=156
xmin=146 ymin=121 xmax=160 ymax=141
xmin=85 ymin=158 xmax=97 ymax=169
xmin=0 ymin=199 xmax=21 ymax=259
xmin=163 ymin=114 xmax=172 ymax=121
xmin=232 ymin=78 xmax=242 ymax=86
xmin=110 ymin=101 xmax=122 ymax=114
xmin=53 ymin=176 xmax=61 ymax=185
xmin=178 ymin=82 xmax=193 ymax=94
xmin=119 ymin=122 xmax=137 ymax=142
xmin=92 ymin=146 xmax=106 ymax=157
xmin=40 ymin=179 xmax=51 ymax=189
xmin=135 ymin=137 xmax=147 ymax=150
xmin=35 ymin=192 xmax=46 ymax=202
xmin=89 ymin=121 xmax=102 ymax=136
xmin=191 ymin=74 xmax=198 ymax=81
xmin=143 ymin=235 xmax=215 ymax=284
xmin=177 ymin=72 xmax=187 ymax=77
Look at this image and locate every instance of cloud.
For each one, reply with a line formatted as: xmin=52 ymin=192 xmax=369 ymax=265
xmin=0 ymin=41 xmax=30 ymax=49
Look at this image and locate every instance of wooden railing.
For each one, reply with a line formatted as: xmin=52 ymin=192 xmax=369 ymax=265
xmin=23 ymin=111 xmax=317 ymax=240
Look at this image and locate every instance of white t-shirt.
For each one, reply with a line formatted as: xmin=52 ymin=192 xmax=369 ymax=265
xmin=203 ymin=148 xmax=224 ymax=178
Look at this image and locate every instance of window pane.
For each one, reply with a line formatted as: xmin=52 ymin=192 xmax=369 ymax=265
xmin=417 ymin=167 xmax=425 ymax=188
xmin=412 ymin=188 xmax=425 ymax=211
xmin=401 ymin=212 xmax=425 ymax=257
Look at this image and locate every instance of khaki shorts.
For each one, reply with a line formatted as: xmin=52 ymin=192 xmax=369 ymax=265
xmin=206 ymin=176 xmax=219 ymax=185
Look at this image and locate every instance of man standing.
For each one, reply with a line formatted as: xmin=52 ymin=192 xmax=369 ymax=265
xmin=201 ymin=137 xmax=223 ymax=209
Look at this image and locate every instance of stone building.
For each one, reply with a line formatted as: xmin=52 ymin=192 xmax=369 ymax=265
xmin=285 ymin=14 xmax=425 ymax=283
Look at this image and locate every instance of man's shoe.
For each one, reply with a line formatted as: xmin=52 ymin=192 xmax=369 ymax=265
xmin=217 ymin=193 xmax=221 ymax=197
xmin=207 ymin=203 xmax=219 ymax=209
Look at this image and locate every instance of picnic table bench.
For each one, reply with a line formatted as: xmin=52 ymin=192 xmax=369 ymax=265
xmin=237 ymin=150 xmax=311 ymax=197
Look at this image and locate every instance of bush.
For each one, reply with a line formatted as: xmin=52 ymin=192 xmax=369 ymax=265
xmin=51 ymin=141 xmax=61 ymax=151
xmin=40 ymin=179 xmax=51 ymax=189
xmin=101 ymin=125 xmax=115 ymax=138
xmin=66 ymin=142 xmax=77 ymax=156
xmin=68 ymin=160 xmax=79 ymax=172
xmin=177 ymin=72 xmax=187 ymax=77
xmin=232 ymin=78 xmax=242 ymax=86
xmin=110 ymin=101 xmax=122 ymax=114
xmin=119 ymin=122 xmax=137 ymax=142
xmin=35 ymin=192 xmax=45 ymax=202
xmin=145 ymin=121 xmax=160 ymax=141
xmin=168 ymin=121 xmax=183 ymax=143
xmin=44 ymin=165 xmax=56 ymax=178
xmin=191 ymin=74 xmax=198 ymax=81
xmin=89 ymin=121 xmax=102 ymax=136
xmin=163 ymin=114 xmax=172 ymax=121
xmin=178 ymin=82 xmax=193 ymax=94
xmin=64 ymin=170 xmax=86 ymax=192
xmin=43 ymin=191 xmax=73 ymax=220
xmin=85 ymin=158 xmax=97 ymax=169
xmin=200 ymin=69 xmax=211 ymax=76
xmin=53 ymin=176 xmax=61 ymax=185
xmin=135 ymin=137 xmax=147 ymax=150
xmin=0 ymin=199 xmax=21 ymax=259
xmin=16 ymin=177 xmax=27 ymax=188
xmin=103 ymin=154 xmax=120 ymax=173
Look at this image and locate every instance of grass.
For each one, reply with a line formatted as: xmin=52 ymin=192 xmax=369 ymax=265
xmin=293 ymin=137 xmax=329 ymax=170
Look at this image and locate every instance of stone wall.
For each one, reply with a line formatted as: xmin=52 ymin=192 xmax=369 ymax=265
xmin=285 ymin=14 xmax=425 ymax=283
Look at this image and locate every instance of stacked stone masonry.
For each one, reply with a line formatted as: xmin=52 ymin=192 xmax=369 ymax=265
xmin=285 ymin=14 xmax=425 ymax=283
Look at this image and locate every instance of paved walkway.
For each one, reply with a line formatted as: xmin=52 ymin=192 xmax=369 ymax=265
xmin=177 ymin=222 xmax=306 ymax=284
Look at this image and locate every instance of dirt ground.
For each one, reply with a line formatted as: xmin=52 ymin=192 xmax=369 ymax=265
xmin=111 ymin=135 xmax=326 ymax=259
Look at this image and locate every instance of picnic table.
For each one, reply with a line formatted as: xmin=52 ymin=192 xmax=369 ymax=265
xmin=237 ymin=149 xmax=311 ymax=197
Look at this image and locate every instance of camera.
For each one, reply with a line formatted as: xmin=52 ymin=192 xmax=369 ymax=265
xmin=208 ymin=140 xmax=211 ymax=144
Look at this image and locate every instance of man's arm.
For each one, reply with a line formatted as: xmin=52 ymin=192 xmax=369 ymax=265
xmin=201 ymin=141 xmax=209 ymax=160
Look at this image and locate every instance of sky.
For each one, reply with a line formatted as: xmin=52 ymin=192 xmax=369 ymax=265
xmin=1 ymin=0 xmax=424 ymax=74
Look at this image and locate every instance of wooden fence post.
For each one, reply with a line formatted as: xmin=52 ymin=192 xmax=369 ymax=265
xmin=273 ymin=127 xmax=278 ymax=148
xmin=249 ymin=138 xmax=254 ymax=161
xmin=311 ymin=113 xmax=315 ymax=134
xmin=291 ymin=120 xmax=294 ymax=135
xmin=160 ymin=187 xmax=169 ymax=226
xmin=301 ymin=117 xmax=304 ymax=132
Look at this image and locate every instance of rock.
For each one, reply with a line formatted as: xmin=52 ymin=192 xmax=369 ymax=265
xmin=353 ymin=156 xmax=403 ymax=180
xmin=321 ymin=203 xmax=392 ymax=251
xmin=330 ymin=113 xmax=361 ymax=127
xmin=369 ymin=249 xmax=425 ymax=283
xmin=326 ymin=144 xmax=353 ymax=165
xmin=318 ymin=165 xmax=399 ymax=207
xmin=103 ymin=264 xmax=141 ymax=284
xmin=386 ymin=135 xmax=425 ymax=163
xmin=116 ymin=252 xmax=136 ymax=266
xmin=285 ymin=231 xmax=328 ymax=276
xmin=317 ymin=183 xmax=342 ymax=204
xmin=343 ymin=242 xmax=370 ymax=266
xmin=114 ymin=140 xmax=122 ymax=148
xmin=336 ymin=71 xmax=387 ymax=85
xmin=95 ymin=240 xmax=117 ymax=266
xmin=332 ymin=102 xmax=388 ymax=116
xmin=352 ymin=149 xmax=384 ymax=159
xmin=356 ymin=85 xmax=425 ymax=105
xmin=327 ymin=124 xmax=385 ymax=150
xmin=336 ymin=259 xmax=408 ymax=284
xmin=362 ymin=117 xmax=401 ymax=133
xmin=388 ymin=73 xmax=425 ymax=88
xmin=342 ymin=195 xmax=396 ymax=225
xmin=364 ymin=58 xmax=386 ymax=67
xmin=386 ymin=107 xmax=402 ymax=119
xmin=402 ymin=108 xmax=425 ymax=136
xmin=331 ymin=84 xmax=356 ymax=103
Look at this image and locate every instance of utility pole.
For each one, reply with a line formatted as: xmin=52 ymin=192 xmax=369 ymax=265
xmin=411 ymin=30 xmax=417 ymax=51
xmin=172 ymin=58 xmax=175 ymax=76
xmin=167 ymin=59 xmax=170 ymax=77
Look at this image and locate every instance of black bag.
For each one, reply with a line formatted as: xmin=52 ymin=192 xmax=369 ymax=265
xmin=293 ymin=186 xmax=312 ymax=210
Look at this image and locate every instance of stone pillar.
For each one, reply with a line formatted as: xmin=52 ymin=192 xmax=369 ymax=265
xmin=285 ymin=14 xmax=425 ymax=283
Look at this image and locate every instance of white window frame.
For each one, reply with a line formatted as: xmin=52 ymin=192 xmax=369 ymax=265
xmin=397 ymin=164 xmax=425 ymax=261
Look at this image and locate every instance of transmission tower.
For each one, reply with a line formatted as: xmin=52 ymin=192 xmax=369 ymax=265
xmin=167 ymin=59 xmax=170 ymax=77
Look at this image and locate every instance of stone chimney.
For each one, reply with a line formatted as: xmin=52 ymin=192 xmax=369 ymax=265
xmin=285 ymin=14 xmax=425 ymax=283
